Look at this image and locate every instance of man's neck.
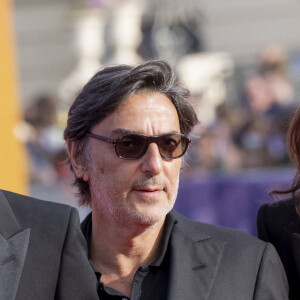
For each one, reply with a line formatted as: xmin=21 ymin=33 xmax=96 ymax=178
xmin=90 ymin=212 xmax=166 ymax=297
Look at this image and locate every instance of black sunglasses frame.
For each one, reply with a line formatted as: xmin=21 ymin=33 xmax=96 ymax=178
xmin=86 ymin=132 xmax=191 ymax=160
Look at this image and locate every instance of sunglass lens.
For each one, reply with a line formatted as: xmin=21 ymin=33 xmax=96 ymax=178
xmin=116 ymin=135 xmax=146 ymax=158
xmin=158 ymin=134 xmax=186 ymax=158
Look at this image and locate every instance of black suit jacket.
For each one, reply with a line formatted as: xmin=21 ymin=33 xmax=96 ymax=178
xmin=0 ymin=189 xmax=98 ymax=300
xmin=167 ymin=210 xmax=288 ymax=299
xmin=84 ymin=209 xmax=289 ymax=299
xmin=257 ymin=199 xmax=300 ymax=300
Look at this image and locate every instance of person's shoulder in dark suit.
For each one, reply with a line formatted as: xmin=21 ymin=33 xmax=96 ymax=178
xmin=0 ymin=189 xmax=98 ymax=300
xmin=171 ymin=210 xmax=288 ymax=299
xmin=257 ymin=199 xmax=300 ymax=300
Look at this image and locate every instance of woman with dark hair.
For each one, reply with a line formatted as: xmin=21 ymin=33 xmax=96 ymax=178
xmin=257 ymin=106 xmax=300 ymax=299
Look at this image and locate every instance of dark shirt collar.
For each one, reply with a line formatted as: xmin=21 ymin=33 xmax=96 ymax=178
xmin=81 ymin=211 xmax=176 ymax=268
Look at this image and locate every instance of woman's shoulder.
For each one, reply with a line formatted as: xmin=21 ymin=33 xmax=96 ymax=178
xmin=257 ymin=198 xmax=300 ymax=241
xmin=258 ymin=199 xmax=298 ymax=225
xmin=257 ymin=199 xmax=300 ymax=299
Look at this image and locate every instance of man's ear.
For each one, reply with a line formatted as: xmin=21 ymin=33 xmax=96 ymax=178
xmin=67 ymin=141 xmax=89 ymax=181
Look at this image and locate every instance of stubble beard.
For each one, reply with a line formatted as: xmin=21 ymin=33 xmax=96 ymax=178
xmin=88 ymin=160 xmax=179 ymax=228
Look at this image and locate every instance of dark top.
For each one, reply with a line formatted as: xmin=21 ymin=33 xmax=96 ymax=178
xmin=81 ymin=212 xmax=176 ymax=300
xmin=257 ymin=199 xmax=300 ymax=300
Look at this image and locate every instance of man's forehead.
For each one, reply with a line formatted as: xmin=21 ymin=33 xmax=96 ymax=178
xmin=91 ymin=93 xmax=180 ymax=135
xmin=117 ymin=91 xmax=175 ymax=108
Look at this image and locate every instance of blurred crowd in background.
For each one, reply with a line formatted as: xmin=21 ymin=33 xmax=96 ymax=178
xmin=187 ymin=44 xmax=296 ymax=174
xmin=12 ymin=0 xmax=300 ymax=201
xmin=23 ymin=43 xmax=297 ymax=187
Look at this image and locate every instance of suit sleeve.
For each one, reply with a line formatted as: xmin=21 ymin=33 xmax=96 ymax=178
xmin=253 ymin=242 xmax=289 ymax=300
xmin=54 ymin=207 xmax=99 ymax=300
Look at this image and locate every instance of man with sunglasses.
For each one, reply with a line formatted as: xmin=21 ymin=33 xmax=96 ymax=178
xmin=64 ymin=60 xmax=288 ymax=299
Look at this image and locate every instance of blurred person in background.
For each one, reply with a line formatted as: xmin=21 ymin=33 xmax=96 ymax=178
xmin=257 ymin=105 xmax=300 ymax=300
xmin=242 ymin=45 xmax=295 ymax=168
xmin=245 ymin=45 xmax=294 ymax=116
xmin=0 ymin=189 xmax=98 ymax=299
xmin=23 ymin=94 xmax=66 ymax=185
xmin=65 ymin=60 xmax=288 ymax=299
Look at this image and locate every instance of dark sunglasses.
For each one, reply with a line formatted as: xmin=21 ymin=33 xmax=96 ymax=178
xmin=86 ymin=132 xmax=191 ymax=160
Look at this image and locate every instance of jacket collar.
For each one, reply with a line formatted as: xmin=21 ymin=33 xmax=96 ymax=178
xmin=0 ymin=190 xmax=22 ymax=239
xmin=292 ymin=233 xmax=300 ymax=277
xmin=0 ymin=190 xmax=30 ymax=300
xmin=288 ymin=215 xmax=300 ymax=281
xmin=166 ymin=210 xmax=226 ymax=300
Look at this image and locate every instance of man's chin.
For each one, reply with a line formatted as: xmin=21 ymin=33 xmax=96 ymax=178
xmin=128 ymin=206 xmax=172 ymax=227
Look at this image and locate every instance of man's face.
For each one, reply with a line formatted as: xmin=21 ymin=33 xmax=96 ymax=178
xmin=86 ymin=92 xmax=182 ymax=227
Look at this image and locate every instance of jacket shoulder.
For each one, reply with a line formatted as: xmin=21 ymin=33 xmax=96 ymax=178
xmin=1 ymin=189 xmax=75 ymax=229
xmin=258 ymin=199 xmax=298 ymax=229
xmin=2 ymin=189 xmax=72 ymax=212
xmin=171 ymin=210 xmax=266 ymax=249
xmin=257 ymin=199 xmax=300 ymax=242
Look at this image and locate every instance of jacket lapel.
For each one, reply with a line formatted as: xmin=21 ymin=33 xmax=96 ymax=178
xmin=283 ymin=214 xmax=300 ymax=282
xmin=167 ymin=219 xmax=226 ymax=300
xmin=291 ymin=232 xmax=300 ymax=280
xmin=0 ymin=191 xmax=30 ymax=300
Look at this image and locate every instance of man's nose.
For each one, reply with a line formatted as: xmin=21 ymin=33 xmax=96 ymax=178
xmin=140 ymin=143 xmax=163 ymax=175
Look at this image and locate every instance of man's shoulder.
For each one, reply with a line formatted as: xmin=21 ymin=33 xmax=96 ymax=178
xmin=1 ymin=189 xmax=72 ymax=212
xmin=0 ymin=189 xmax=75 ymax=226
xmin=164 ymin=211 xmax=288 ymax=300
xmin=171 ymin=210 xmax=265 ymax=249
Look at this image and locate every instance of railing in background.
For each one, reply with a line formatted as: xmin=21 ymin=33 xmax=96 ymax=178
xmin=175 ymin=168 xmax=295 ymax=236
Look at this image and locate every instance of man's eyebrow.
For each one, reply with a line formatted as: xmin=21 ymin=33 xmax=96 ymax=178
xmin=111 ymin=129 xmax=182 ymax=136
xmin=111 ymin=129 xmax=140 ymax=135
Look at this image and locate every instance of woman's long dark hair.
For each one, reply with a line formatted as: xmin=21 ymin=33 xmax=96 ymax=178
xmin=271 ymin=106 xmax=300 ymax=214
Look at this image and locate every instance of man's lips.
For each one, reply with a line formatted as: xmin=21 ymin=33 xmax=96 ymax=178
xmin=133 ymin=188 xmax=162 ymax=192
xmin=132 ymin=186 xmax=165 ymax=197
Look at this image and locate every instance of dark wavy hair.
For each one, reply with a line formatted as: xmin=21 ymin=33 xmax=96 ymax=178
xmin=64 ymin=60 xmax=199 ymax=206
xmin=271 ymin=106 xmax=300 ymax=214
